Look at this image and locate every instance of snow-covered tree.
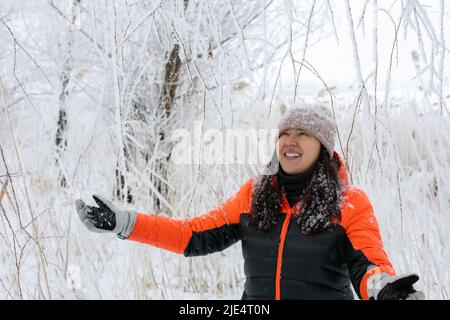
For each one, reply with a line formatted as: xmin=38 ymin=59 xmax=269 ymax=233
xmin=0 ymin=0 xmax=449 ymax=299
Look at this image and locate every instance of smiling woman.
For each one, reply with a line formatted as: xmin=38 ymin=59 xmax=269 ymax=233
xmin=278 ymin=128 xmax=321 ymax=175
xmin=75 ymin=104 xmax=425 ymax=300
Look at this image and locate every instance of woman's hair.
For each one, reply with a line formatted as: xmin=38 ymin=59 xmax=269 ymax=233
xmin=250 ymin=145 xmax=342 ymax=235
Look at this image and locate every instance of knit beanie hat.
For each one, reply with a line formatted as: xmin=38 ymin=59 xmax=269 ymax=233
xmin=277 ymin=105 xmax=337 ymax=157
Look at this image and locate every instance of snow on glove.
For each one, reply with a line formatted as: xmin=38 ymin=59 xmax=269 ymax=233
xmin=367 ymin=271 xmax=425 ymax=300
xmin=75 ymin=194 xmax=137 ymax=239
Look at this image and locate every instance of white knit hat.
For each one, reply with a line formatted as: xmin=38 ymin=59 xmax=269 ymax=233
xmin=277 ymin=105 xmax=337 ymax=157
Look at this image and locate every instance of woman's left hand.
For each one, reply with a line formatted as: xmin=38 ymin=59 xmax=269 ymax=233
xmin=376 ymin=274 xmax=425 ymax=300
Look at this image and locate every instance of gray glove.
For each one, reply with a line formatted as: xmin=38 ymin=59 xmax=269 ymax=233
xmin=75 ymin=194 xmax=137 ymax=239
xmin=367 ymin=270 xmax=425 ymax=300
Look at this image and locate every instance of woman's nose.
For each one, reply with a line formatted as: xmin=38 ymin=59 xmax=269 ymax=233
xmin=285 ymin=135 xmax=297 ymax=146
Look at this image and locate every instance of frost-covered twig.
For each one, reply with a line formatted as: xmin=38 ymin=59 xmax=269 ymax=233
xmin=293 ymin=0 xmax=316 ymax=105
xmin=326 ymin=0 xmax=339 ymax=44
xmin=218 ymin=0 xmax=275 ymax=48
xmin=226 ymin=0 xmax=252 ymax=72
xmin=48 ymin=0 xmax=109 ymax=56
xmin=344 ymin=0 xmax=370 ymax=115
xmin=355 ymin=0 xmax=370 ymax=34
xmin=371 ymin=0 xmax=379 ymax=159
xmin=0 ymin=18 xmax=54 ymax=89
xmin=1 ymin=54 xmax=53 ymax=300
xmin=438 ymin=0 xmax=445 ymax=115
xmin=115 ymin=1 xmax=162 ymax=49
xmin=0 ymin=177 xmax=8 ymax=205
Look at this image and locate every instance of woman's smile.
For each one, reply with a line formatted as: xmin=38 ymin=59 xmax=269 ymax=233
xmin=277 ymin=128 xmax=321 ymax=174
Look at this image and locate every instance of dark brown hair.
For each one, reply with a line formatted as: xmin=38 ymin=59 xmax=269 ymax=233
xmin=250 ymin=145 xmax=342 ymax=235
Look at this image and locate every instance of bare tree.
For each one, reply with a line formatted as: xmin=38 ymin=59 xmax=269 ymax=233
xmin=152 ymin=44 xmax=182 ymax=210
xmin=55 ymin=0 xmax=81 ymax=188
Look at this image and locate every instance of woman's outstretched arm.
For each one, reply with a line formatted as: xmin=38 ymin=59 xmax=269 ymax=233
xmin=124 ymin=179 xmax=254 ymax=256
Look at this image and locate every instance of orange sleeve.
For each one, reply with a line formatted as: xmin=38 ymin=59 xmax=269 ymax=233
xmin=126 ymin=179 xmax=253 ymax=255
xmin=340 ymin=187 xmax=396 ymax=299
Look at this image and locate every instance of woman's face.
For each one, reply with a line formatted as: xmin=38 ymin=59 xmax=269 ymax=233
xmin=277 ymin=128 xmax=321 ymax=175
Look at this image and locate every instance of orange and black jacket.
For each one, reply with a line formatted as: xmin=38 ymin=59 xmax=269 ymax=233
xmin=127 ymin=152 xmax=395 ymax=300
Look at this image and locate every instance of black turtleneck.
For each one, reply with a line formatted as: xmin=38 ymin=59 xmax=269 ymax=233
xmin=276 ymin=167 xmax=312 ymax=208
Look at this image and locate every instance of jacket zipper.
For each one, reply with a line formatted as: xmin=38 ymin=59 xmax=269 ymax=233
xmin=275 ymin=196 xmax=304 ymax=300
xmin=275 ymin=209 xmax=292 ymax=300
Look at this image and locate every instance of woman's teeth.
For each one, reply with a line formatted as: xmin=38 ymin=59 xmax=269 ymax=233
xmin=285 ymin=153 xmax=302 ymax=158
